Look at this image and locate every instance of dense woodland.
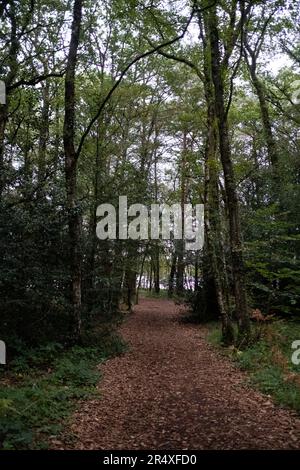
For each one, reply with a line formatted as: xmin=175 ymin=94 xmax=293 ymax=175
xmin=0 ymin=0 xmax=300 ymax=354
xmin=1 ymin=0 xmax=300 ymax=452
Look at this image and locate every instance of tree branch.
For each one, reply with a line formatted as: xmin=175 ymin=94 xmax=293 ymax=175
xmin=150 ymin=47 xmax=204 ymax=81
xmin=75 ymin=11 xmax=197 ymax=159
xmin=8 ymin=70 xmax=65 ymax=91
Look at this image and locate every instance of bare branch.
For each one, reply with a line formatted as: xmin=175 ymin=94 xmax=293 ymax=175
xmin=7 ymin=70 xmax=65 ymax=91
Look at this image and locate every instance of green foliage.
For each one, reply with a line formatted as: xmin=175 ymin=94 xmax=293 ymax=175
xmin=139 ymin=288 xmax=169 ymax=299
xmin=0 ymin=197 xmax=73 ymax=346
xmin=243 ymin=202 xmax=300 ymax=317
xmin=207 ymin=321 xmax=300 ymax=412
xmin=251 ymin=366 xmax=300 ymax=410
xmin=0 ymin=334 xmax=126 ymax=449
xmin=0 ymin=0 xmax=300 ymax=450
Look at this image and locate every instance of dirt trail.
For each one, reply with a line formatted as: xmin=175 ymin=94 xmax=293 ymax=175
xmin=61 ymin=298 xmax=300 ymax=449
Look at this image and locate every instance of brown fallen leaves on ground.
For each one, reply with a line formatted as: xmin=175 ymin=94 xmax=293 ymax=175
xmin=53 ymin=298 xmax=300 ymax=450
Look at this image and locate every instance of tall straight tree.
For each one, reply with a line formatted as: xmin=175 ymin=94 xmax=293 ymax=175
xmin=201 ymin=19 xmax=234 ymax=343
xmin=63 ymin=0 xmax=83 ymax=340
xmin=202 ymin=1 xmax=251 ymax=341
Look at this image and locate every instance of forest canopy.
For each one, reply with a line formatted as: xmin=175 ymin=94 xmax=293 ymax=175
xmin=0 ymin=0 xmax=299 ymax=349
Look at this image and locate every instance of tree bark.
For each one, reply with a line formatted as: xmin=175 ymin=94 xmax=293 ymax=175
xmin=63 ymin=0 xmax=83 ymax=341
xmin=152 ymin=247 xmax=160 ymax=294
xmin=194 ymin=255 xmax=199 ymax=291
xmin=37 ymin=71 xmax=50 ymax=195
xmin=136 ymin=247 xmax=147 ymax=304
xmin=245 ymin=50 xmax=278 ymax=167
xmin=176 ymin=131 xmax=187 ymax=295
xmin=168 ymin=252 xmax=177 ymax=297
xmin=207 ymin=5 xmax=250 ymax=342
xmin=0 ymin=1 xmax=18 ymax=198
xmin=0 ymin=104 xmax=8 ymax=196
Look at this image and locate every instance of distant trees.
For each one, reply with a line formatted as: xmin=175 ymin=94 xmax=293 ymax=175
xmin=0 ymin=0 xmax=299 ymax=351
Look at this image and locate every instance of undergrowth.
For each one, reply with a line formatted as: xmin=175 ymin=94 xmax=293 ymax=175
xmin=0 ymin=333 xmax=126 ymax=449
xmin=139 ymin=289 xmax=169 ymax=299
xmin=207 ymin=320 xmax=300 ymax=412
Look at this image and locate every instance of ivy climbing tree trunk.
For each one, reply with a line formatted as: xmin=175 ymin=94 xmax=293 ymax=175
xmin=193 ymin=5 xmax=234 ymax=342
xmin=203 ymin=89 xmax=234 ymax=344
xmin=206 ymin=4 xmax=251 ymax=342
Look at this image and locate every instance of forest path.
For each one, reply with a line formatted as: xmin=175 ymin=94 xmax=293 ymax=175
xmin=62 ymin=298 xmax=300 ymax=449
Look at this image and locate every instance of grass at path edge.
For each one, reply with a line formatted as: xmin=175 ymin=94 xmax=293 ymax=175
xmin=207 ymin=321 xmax=300 ymax=413
xmin=0 ymin=332 xmax=127 ymax=449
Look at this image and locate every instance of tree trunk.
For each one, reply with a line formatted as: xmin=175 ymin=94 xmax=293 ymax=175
xmin=0 ymin=104 xmax=8 ymax=197
xmin=176 ymin=131 xmax=187 ymax=295
xmin=203 ymin=55 xmax=234 ymax=341
xmin=63 ymin=0 xmax=83 ymax=342
xmin=0 ymin=2 xmax=18 ymax=198
xmin=123 ymin=267 xmax=136 ymax=312
xmin=153 ymin=247 xmax=160 ymax=294
xmin=136 ymin=247 xmax=147 ymax=304
xmin=194 ymin=255 xmax=199 ymax=291
xmin=207 ymin=6 xmax=250 ymax=342
xmin=246 ymin=54 xmax=278 ymax=167
xmin=168 ymin=252 xmax=177 ymax=297
xmin=149 ymin=264 xmax=152 ymax=291
xmin=37 ymin=72 xmax=50 ymax=195
xmin=176 ymin=240 xmax=184 ymax=294
xmin=86 ymin=124 xmax=101 ymax=294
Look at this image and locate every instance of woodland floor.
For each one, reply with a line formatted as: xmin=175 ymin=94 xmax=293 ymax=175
xmin=55 ymin=298 xmax=300 ymax=450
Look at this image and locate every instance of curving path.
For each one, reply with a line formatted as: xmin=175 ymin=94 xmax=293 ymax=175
xmin=59 ymin=298 xmax=300 ymax=449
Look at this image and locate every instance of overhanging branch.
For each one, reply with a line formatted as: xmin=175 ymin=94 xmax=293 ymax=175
xmin=75 ymin=11 xmax=195 ymax=159
xmin=76 ymin=1 xmax=218 ymax=159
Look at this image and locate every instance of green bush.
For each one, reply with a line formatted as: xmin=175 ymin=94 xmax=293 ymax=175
xmin=207 ymin=321 xmax=300 ymax=413
xmin=53 ymin=358 xmax=101 ymax=387
xmin=0 ymin=333 xmax=126 ymax=449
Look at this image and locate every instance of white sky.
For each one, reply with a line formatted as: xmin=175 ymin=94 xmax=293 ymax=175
xmin=266 ymin=54 xmax=294 ymax=74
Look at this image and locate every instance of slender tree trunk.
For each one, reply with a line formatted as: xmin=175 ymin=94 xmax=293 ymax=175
xmin=151 ymin=248 xmax=160 ymax=294
xmin=154 ymin=246 xmax=160 ymax=294
xmin=149 ymin=264 xmax=152 ymax=291
xmin=0 ymin=105 xmax=8 ymax=197
xmin=86 ymin=124 xmax=101 ymax=294
xmin=246 ymin=56 xmax=278 ymax=167
xmin=123 ymin=267 xmax=136 ymax=312
xmin=176 ymin=241 xmax=184 ymax=294
xmin=194 ymin=254 xmax=199 ymax=291
xmin=53 ymin=85 xmax=61 ymax=174
xmin=63 ymin=0 xmax=83 ymax=342
xmin=37 ymin=74 xmax=50 ymax=195
xmin=0 ymin=2 xmax=18 ymax=198
xmin=168 ymin=252 xmax=177 ymax=297
xmin=136 ymin=247 xmax=147 ymax=304
xmin=176 ymin=131 xmax=187 ymax=295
